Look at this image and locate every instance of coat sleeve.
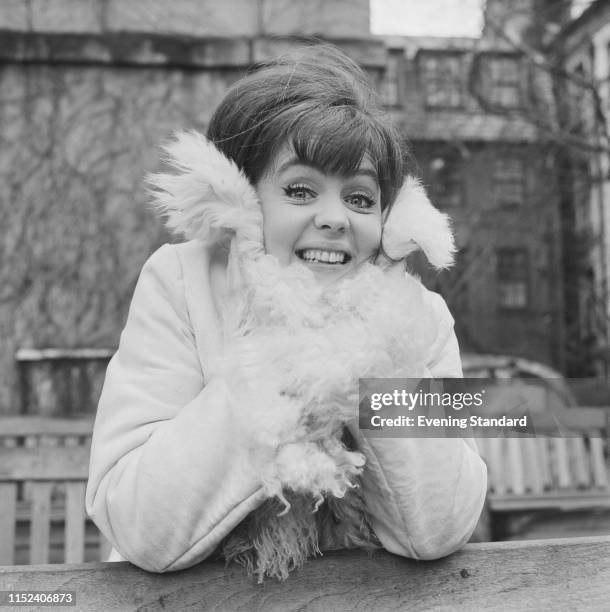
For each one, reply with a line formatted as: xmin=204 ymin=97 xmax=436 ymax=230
xmin=85 ymin=245 xmax=269 ymax=572
xmin=353 ymin=291 xmax=488 ymax=560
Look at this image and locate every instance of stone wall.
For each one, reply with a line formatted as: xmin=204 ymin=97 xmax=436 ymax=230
xmin=0 ymin=0 xmax=370 ymax=37
xmin=0 ymin=13 xmax=385 ymax=414
xmin=0 ymin=57 xmax=233 ymax=413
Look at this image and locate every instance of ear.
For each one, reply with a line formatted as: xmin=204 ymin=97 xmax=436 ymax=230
xmin=147 ymin=131 xmax=263 ymax=251
xmin=380 ymin=176 xmax=455 ymax=269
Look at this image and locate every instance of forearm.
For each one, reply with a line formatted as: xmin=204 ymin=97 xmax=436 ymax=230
xmin=87 ymin=376 xmax=274 ymax=572
xmin=355 ymin=434 xmax=487 ymax=560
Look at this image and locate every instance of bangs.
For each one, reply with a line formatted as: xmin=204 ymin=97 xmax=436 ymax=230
xmin=261 ymin=105 xmax=404 ymax=209
xmin=292 ymin=107 xmax=383 ymax=176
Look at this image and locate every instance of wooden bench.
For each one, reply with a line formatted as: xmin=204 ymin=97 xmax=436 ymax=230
xmin=0 ymin=417 xmax=111 ymax=565
xmin=477 ymin=407 xmax=610 ymax=513
xmin=1 ymin=411 xmax=607 ymax=564
xmin=0 ymin=537 xmax=609 ymax=610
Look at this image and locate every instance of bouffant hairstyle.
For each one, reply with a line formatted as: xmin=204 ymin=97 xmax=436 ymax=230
xmin=206 ymin=44 xmax=410 ymax=211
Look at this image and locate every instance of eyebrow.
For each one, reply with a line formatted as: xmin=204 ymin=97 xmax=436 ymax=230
xmin=276 ymin=156 xmax=379 ymax=181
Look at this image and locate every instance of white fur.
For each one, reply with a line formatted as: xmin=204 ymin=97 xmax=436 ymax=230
xmin=381 ymin=176 xmax=456 ymax=269
xmin=147 ymin=131 xmax=265 ymax=259
xmin=148 ymin=132 xmax=448 ymax=504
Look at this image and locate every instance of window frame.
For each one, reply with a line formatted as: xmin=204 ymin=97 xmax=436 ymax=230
xmin=496 ymin=247 xmax=529 ymax=310
xmin=428 ymin=150 xmax=465 ymax=209
xmin=492 ymin=156 xmax=526 ymax=209
xmin=381 ymin=47 xmax=404 ymax=108
xmin=476 ymin=52 xmax=523 ymax=110
xmin=417 ymin=50 xmax=465 ymax=110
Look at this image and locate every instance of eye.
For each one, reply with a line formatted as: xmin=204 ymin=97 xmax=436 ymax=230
xmin=283 ymin=183 xmax=316 ymax=202
xmin=345 ymin=191 xmax=376 ymax=210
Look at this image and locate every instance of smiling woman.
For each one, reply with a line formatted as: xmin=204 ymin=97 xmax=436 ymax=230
xmin=257 ymin=147 xmax=382 ymax=283
xmin=85 ymin=43 xmax=487 ymax=583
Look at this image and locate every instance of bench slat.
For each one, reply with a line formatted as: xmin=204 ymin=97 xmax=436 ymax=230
xmin=552 ymin=438 xmax=572 ymax=488
xmin=0 ymin=446 xmax=90 ymax=481
xmin=0 ymin=417 xmax=94 ymax=438
xmin=64 ymin=483 xmax=86 ymax=563
xmin=0 ymin=483 xmax=17 ymax=564
xmin=487 ymin=438 xmax=505 ymax=493
xmin=569 ymin=436 xmax=590 ymax=488
xmin=590 ymin=437 xmax=608 ymax=488
xmin=489 ymin=491 xmax=610 ymax=511
xmin=30 ymin=482 xmax=52 ymax=564
xmin=538 ymin=437 xmax=552 ymax=492
xmin=522 ymin=437 xmax=544 ymax=493
xmin=507 ymin=438 xmax=525 ymax=494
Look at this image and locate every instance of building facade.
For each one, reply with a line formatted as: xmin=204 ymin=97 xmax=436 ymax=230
xmin=381 ymin=29 xmax=565 ymax=369
xmin=554 ymin=0 xmax=610 ymax=376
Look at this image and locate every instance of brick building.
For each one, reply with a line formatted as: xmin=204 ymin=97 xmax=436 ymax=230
xmin=382 ymin=26 xmax=565 ymax=369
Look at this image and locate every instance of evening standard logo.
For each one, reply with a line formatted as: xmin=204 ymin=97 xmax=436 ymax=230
xmin=359 ymin=378 xmax=540 ymax=438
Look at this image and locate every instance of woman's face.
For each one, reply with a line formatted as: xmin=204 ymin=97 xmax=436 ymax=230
xmin=256 ymin=144 xmax=383 ymax=283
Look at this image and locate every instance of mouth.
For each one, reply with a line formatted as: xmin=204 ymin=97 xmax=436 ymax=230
xmin=295 ymin=248 xmax=352 ymax=265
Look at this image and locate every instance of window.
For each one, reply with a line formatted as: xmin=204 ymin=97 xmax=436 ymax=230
xmin=381 ymin=49 xmax=403 ymax=107
xmin=420 ymin=53 xmax=463 ymax=108
xmin=493 ymin=157 xmax=525 ymax=207
xmin=481 ymin=55 xmax=522 ymax=108
xmin=429 ymin=154 xmax=463 ymax=208
xmin=497 ymin=248 xmax=528 ymax=309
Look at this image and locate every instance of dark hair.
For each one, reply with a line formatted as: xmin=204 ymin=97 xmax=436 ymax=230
xmin=206 ymin=44 xmax=410 ymax=211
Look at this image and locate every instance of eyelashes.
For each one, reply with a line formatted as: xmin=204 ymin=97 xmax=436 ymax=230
xmin=283 ymin=183 xmax=314 ymax=201
xmin=345 ymin=191 xmax=376 ymax=210
xmin=283 ymin=183 xmax=377 ymax=210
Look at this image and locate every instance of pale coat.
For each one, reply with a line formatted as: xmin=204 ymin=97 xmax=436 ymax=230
xmin=85 ymin=132 xmax=487 ymax=573
xmin=85 ymin=239 xmax=487 ymax=572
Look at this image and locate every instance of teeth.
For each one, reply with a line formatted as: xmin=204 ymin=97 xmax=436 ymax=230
xmin=300 ymin=249 xmax=346 ymax=264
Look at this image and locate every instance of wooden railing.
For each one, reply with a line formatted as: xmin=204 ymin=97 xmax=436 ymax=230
xmin=1 ymin=537 xmax=609 ymax=611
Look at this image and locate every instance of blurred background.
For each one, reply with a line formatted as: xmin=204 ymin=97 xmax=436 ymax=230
xmin=1 ymin=0 xmax=610 ymax=562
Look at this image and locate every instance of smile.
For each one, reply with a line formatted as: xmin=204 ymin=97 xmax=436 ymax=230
xmin=296 ymin=249 xmax=351 ymax=264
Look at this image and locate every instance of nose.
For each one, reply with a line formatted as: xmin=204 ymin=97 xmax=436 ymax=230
xmin=313 ymin=196 xmax=348 ymax=233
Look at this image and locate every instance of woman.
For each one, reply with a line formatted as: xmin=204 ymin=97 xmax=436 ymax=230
xmin=86 ymin=44 xmax=487 ymax=582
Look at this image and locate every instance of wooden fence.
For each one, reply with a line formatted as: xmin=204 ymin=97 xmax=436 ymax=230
xmin=1 ymin=537 xmax=609 ymax=611
xmin=0 ymin=417 xmax=110 ymax=565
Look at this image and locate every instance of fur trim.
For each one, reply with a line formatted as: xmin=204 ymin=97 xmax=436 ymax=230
xmin=147 ymin=131 xmax=265 ymax=260
xmin=381 ymin=176 xmax=456 ymax=269
xmin=211 ymin=260 xmax=435 ymax=505
xmin=221 ymin=488 xmax=380 ymax=583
